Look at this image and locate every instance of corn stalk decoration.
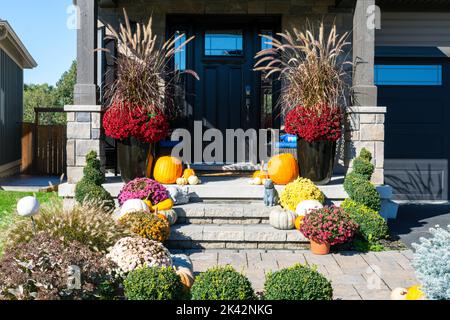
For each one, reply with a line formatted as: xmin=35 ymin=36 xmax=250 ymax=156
xmin=101 ymin=9 xmax=199 ymax=118
xmin=254 ymin=22 xmax=351 ymax=112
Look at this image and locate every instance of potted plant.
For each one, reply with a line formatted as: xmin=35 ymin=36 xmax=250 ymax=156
xmin=300 ymin=206 xmax=358 ymax=255
xmin=102 ymin=10 xmax=198 ymax=182
xmin=254 ymin=23 xmax=350 ymax=185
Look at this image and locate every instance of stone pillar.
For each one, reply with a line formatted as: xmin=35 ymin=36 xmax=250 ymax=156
xmin=66 ymin=0 xmax=103 ymax=184
xmin=345 ymin=0 xmax=386 ymax=185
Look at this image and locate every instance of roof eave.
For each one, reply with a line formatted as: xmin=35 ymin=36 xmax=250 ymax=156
xmin=0 ymin=20 xmax=37 ymax=69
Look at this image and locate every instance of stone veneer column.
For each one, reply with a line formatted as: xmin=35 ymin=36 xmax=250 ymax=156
xmin=65 ymin=105 xmax=104 ymax=183
xmin=66 ymin=0 xmax=103 ymax=184
xmin=346 ymin=106 xmax=386 ymax=185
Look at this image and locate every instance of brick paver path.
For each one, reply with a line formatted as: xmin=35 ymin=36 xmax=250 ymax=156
xmin=174 ymin=249 xmax=418 ymax=300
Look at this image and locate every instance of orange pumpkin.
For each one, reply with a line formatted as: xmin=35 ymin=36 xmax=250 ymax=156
xmin=176 ymin=267 xmax=195 ymax=290
xmin=153 ymin=156 xmax=183 ymax=184
xmin=294 ymin=216 xmax=304 ymax=230
xmin=268 ymin=153 xmax=299 ymax=185
xmin=182 ymin=164 xmax=196 ymax=179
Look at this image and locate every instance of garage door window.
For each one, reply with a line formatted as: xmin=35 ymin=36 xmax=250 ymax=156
xmin=375 ymin=65 xmax=442 ymax=86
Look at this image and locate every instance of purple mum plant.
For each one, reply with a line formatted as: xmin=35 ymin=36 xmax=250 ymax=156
xmin=118 ymin=178 xmax=169 ymax=206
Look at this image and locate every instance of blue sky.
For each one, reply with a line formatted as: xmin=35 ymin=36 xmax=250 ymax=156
xmin=1 ymin=0 xmax=76 ymax=86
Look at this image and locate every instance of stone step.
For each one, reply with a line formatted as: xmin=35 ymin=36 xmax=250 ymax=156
xmin=174 ymin=201 xmax=272 ymax=225
xmin=166 ymin=223 xmax=309 ymax=250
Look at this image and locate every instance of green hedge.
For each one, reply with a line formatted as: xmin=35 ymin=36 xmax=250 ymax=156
xmin=124 ymin=267 xmax=187 ymax=300
xmin=191 ymin=266 xmax=255 ymax=300
xmin=264 ymin=264 xmax=333 ymax=300
xmin=341 ymin=199 xmax=389 ymax=241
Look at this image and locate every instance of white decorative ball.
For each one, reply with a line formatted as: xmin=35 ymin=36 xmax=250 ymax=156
xmin=17 ymin=196 xmax=40 ymax=217
xmin=117 ymin=199 xmax=150 ymax=221
xmin=296 ymin=200 xmax=324 ymax=217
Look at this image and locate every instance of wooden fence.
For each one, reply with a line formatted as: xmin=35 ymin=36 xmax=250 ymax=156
xmin=21 ymin=108 xmax=67 ymax=175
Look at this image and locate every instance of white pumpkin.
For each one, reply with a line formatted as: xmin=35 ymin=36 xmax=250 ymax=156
xmin=269 ymin=207 xmax=296 ymax=230
xmin=159 ymin=209 xmax=178 ymax=225
xmin=117 ymin=199 xmax=150 ymax=221
xmin=188 ymin=175 xmax=201 ymax=185
xmin=391 ymin=287 xmax=408 ymax=300
xmin=176 ymin=177 xmax=189 ymax=186
xmin=17 ymin=196 xmax=40 ymax=217
xmin=296 ymin=200 xmax=324 ymax=217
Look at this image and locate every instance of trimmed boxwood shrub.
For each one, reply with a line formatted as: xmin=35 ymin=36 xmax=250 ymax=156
xmin=352 ymin=152 xmax=374 ymax=180
xmin=264 ymin=264 xmax=333 ymax=300
xmin=75 ymin=151 xmax=114 ymax=210
xmin=344 ymin=172 xmax=381 ymax=212
xmin=191 ymin=265 xmax=255 ymax=300
xmin=341 ymin=199 xmax=389 ymax=241
xmin=124 ymin=267 xmax=186 ymax=300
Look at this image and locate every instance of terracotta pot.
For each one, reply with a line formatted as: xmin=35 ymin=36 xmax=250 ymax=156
xmin=310 ymin=240 xmax=331 ymax=255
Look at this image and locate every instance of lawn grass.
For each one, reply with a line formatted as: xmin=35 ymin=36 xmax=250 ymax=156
xmin=0 ymin=191 xmax=61 ymax=256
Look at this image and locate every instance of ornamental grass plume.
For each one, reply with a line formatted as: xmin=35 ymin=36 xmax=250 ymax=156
xmin=118 ymin=178 xmax=169 ymax=206
xmin=254 ymin=21 xmax=351 ymax=111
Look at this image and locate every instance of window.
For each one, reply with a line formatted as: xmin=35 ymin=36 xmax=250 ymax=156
xmin=260 ymin=30 xmax=274 ymax=129
xmin=375 ymin=65 xmax=442 ymax=86
xmin=205 ymin=30 xmax=243 ymax=56
xmin=174 ymin=31 xmax=187 ymax=71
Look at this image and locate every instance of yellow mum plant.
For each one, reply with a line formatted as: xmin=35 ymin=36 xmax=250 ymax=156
xmin=119 ymin=211 xmax=170 ymax=243
xmin=280 ymin=178 xmax=325 ymax=211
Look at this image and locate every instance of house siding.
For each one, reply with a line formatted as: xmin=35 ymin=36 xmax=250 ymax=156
xmin=0 ymin=47 xmax=24 ymax=168
xmin=376 ymin=12 xmax=450 ymax=47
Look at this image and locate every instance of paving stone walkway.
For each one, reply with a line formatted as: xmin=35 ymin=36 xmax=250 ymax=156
xmin=172 ymin=249 xmax=418 ymax=300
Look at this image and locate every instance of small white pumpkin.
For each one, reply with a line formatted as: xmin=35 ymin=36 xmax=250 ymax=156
xmin=269 ymin=207 xmax=296 ymax=230
xmin=176 ymin=177 xmax=189 ymax=186
xmin=296 ymin=200 xmax=324 ymax=217
xmin=391 ymin=287 xmax=408 ymax=300
xmin=17 ymin=196 xmax=40 ymax=217
xmin=188 ymin=175 xmax=201 ymax=185
xmin=159 ymin=209 xmax=178 ymax=225
xmin=117 ymin=199 xmax=150 ymax=221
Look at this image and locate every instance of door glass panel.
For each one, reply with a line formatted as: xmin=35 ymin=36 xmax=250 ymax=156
xmin=205 ymin=30 xmax=243 ymax=56
xmin=174 ymin=31 xmax=187 ymax=71
xmin=260 ymin=30 xmax=274 ymax=129
xmin=375 ymin=65 xmax=442 ymax=86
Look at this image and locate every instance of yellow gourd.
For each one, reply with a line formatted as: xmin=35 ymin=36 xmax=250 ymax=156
xmin=406 ymin=285 xmax=425 ymax=300
xmin=151 ymin=198 xmax=174 ymax=212
xmin=294 ymin=216 xmax=304 ymax=230
xmin=252 ymin=161 xmax=269 ymax=180
xmin=182 ymin=164 xmax=196 ymax=179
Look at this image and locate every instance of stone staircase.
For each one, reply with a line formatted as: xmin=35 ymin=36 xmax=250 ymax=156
xmin=167 ymin=201 xmax=308 ymax=250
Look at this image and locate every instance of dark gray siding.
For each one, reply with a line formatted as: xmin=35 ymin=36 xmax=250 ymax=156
xmin=0 ymin=48 xmax=24 ymax=166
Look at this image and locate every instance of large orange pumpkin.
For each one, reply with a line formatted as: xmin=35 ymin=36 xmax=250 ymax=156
xmin=153 ymin=156 xmax=183 ymax=184
xmin=268 ymin=153 xmax=299 ymax=185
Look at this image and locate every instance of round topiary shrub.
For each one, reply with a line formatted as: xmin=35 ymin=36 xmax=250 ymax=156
xmin=191 ymin=265 xmax=255 ymax=300
xmin=343 ymin=172 xmax=381 ymax=212
xmin=119 ymin=211 xmax=170 ymax=242
xmin=341 ymin=199 xmax=389 ymax=241
xmin=280 ymin=178 xmax=324 ymax=211
xmin=75 ymin=180 xmax=115 ymax=211
xmin=123 ymin=266 xmax=186 ymax=300
xmin=264 ymin=264 xmax=333 ymax=300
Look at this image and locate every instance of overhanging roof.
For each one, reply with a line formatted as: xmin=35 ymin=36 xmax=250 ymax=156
xmin=0 ymin=20 xmax=37 ymax=69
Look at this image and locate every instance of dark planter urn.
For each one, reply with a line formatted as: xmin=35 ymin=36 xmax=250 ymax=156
xmin=296 ymin=139 xmax=336 ymax=185
xmin=117 ymin=138 xmax=154 ymax=183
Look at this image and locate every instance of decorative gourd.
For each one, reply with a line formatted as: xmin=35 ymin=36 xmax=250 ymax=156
xmin=119 ymin=199 xmax=150 ymax=220
xmin=249 ymin=177 xmax=262 ymax=185
xmin=176 ymin=267 xmax=195 ymax=290
xmin=176 ymin=177 xmax=189 ymax=186
xmin=182 ymin=164 xmax=196 ymax=179
xmin=268 ymin=153 xmax=299 ymax=185
xmin=269 ymin=207 xmax=296 ymax=230
xmin=253 ymin=161 xmax=269 ymax=180
xmin=16 ymin=196 xmax=40 ymax=217
xmin=188 ymin=175 xmax=201 ymax=185
xmin=153 ymin=156 xmax=183 ymax=184
xmin=158 ymin=209 xmax=178 ymax=225
xmin=406 ymin=285 xmax=425 ymax=300
xmin=391 ymin=287 xmax=408 ymax=300
xmin=294 ymin=216 xmax=304 ymax=231
xmin=143 ymin=199 xmax=153 ymax=209
xmin=296 ymin=200 xmax=324 ymax=217
xmin=151 ymin=198 xmax=174 ymax=212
